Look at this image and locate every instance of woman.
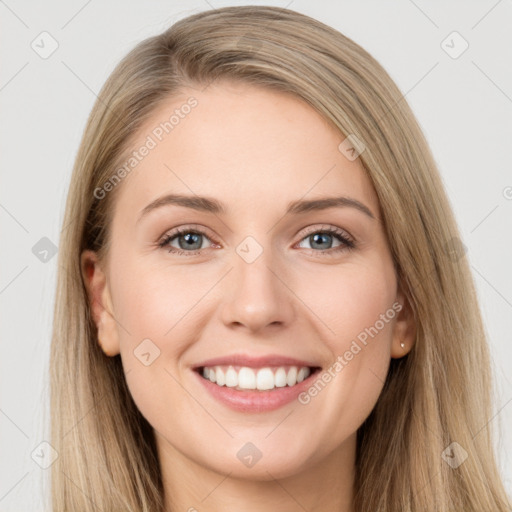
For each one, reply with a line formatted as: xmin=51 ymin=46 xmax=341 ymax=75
xmin=49 ymin=5 xmax=511 ymax=511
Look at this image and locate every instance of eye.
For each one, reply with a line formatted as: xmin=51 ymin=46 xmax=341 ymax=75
xmin=295 ymin=225 xmax=355 ymax=256
xmin=158 ymin=225 xmax=216 ymax=256
xmin=157 ymin=224 xmax=356 ymax=257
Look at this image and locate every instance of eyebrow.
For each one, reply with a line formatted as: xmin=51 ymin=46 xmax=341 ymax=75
xmin=137 ymin=193 xmax=376 ymax=222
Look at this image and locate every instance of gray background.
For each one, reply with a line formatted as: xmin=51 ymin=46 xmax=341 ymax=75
xmin=1 ymin=0 xmax=511 ymax=509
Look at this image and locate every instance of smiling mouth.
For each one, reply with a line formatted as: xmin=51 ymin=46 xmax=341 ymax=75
xmin=196 ymin=365 xmax=321 ymax=391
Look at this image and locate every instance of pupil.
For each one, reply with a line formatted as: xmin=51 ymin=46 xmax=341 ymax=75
xmin=311 ymin=233 xmax=332 ymax=249
xmin=180 ymin=233 xmax=201 ymax=250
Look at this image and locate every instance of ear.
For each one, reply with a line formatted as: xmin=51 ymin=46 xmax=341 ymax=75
xmin=80 ymin=249 xmax=120 ymax=357
xmin=390 ymin=286 xmax=416 ymax=359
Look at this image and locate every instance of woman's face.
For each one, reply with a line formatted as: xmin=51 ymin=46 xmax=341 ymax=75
xmin=83 ymin=81 xmax=413 ymax=481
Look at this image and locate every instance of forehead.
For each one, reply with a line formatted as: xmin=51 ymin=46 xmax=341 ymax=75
xmin=110 ymin=81 xmax=379 ymax=223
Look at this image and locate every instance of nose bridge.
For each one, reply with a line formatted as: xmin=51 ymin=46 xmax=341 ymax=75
xmin=220 ymin=234 xmax=293 ymax=331
xmin=235 ymin=238 xmax=278 ymax=292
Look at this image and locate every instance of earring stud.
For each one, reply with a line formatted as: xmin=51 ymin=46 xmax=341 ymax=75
xmin=400 ymin=342 xmax=405 ymax=349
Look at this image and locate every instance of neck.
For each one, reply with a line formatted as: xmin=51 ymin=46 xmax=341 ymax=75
xmin=157 ymin=432 xmax=356 ymax=512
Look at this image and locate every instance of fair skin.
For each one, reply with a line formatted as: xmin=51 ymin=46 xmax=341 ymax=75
xmin=82 ymin=81 xmax=415 ymax=512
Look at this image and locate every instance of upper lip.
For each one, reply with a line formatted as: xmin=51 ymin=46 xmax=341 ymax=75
xmin=193 ymin=353 xmax=321 ymax=370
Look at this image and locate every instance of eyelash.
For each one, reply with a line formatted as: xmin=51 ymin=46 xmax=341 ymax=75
xmin=157 ymin=224 xmax=356 ymax=258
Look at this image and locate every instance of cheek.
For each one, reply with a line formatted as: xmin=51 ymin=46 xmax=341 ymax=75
xmin=295 ymin=258 xmax=397 ymax=428
xmin=110 ymin=255 xmax=208 ymax=346
xmin=108 ymin=256 xmax=213 ymax=410
xmin=298 ymin=257 xmax=397 ymax=351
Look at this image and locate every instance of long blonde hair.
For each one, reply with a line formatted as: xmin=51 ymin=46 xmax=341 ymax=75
xmin=49 ymin=6 xmax=511 ymax=511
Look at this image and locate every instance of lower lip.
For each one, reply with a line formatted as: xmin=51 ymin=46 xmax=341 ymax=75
xmin=193 ymin=369 xmax=320 ymax=413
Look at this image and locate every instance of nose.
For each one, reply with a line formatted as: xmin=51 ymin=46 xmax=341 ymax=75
xmin=220 ymin=245 xmax=295 ymax=334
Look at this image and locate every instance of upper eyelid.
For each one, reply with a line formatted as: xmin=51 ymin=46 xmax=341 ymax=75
xmin=299 ymin=224 xmax=352 ymax=238
xmin=160 ymin=224 xmax=217 ymax=243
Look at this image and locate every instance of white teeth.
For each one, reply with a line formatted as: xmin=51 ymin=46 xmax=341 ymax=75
xmin=238 ymin=367 xmax=256 ymax=389
xmin=215 ymin=367 xmax=225 ymax=386
xmin=256 ymin=368 xmax=275 ymax=390
xmin=225 ymin=367 xmax=238 ymax=387
xmin=274 ymin=367 xmax=287 ymax=388
xmin=286 ymin=366 xmax=297 ymax=386
xmin=200 ymin=365 xmax=313 ymax=390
